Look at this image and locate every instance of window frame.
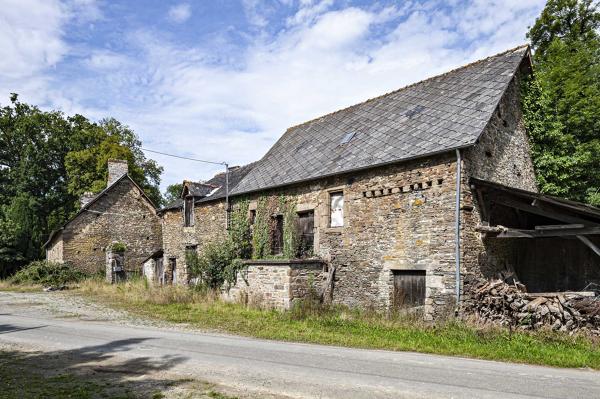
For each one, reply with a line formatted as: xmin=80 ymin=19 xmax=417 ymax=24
xmin=296 ymin=209 xmax=315 ymax=257
xmin=329 ymin=191 xmax=344 ymax=228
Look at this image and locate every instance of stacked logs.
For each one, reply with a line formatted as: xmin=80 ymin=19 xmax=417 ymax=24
xmin=462 ymin=276 xmax=600 ymax=336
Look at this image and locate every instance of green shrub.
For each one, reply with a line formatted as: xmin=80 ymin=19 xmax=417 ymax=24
xmin=108 ymin=242 xmax=127 ymax=252
xmin=187 ymin=240 xmax=247 ymax=291
xmin=10 ymin=261 xmax=87 ymax=286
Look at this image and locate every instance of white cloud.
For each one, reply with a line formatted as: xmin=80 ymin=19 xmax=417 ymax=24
xmin=167 ymin=3 xmax=191 ymax=24
xmin=0 ymin=0 xmax=546 ymax=190
xmin=0 ymin=0 xmax=68 ymax=79
xmin=85 ymin=50 xmax=131 ymax=70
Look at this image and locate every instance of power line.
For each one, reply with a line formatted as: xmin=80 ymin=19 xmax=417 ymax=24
xmin=141 ymin=146 xmax=231 ymax=228
xmin=141 ymin=147 xmax=227 ymax=166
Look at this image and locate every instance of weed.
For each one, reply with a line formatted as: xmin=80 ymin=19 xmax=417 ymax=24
xmin=73 ymin=279 xmax=600 ymax=370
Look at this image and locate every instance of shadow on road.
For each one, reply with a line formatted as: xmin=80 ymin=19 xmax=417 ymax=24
xmin=0 ymin=323 xmax=47 ymax=334
xmin=0 ymin=334 xmax=191 ymax=398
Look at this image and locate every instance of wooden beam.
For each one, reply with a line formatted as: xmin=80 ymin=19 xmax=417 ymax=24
xmin=477 ymin=224 xmax=600 ymax=238
xmin=535 ymin=224 xmax=585 ymax=230
xmin=471 ymin=185 xmax=489 ymax=222
xmin=493 ymin=196 xmax=594 ymax=225
xmin=577 ymin=235 xmax=600 ymax=258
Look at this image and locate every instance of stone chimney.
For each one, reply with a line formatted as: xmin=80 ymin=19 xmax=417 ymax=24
xmin=80 ymin=192 xmax=95 ymax=208
xmin=107 ymin=159 xmax=128 ymax=187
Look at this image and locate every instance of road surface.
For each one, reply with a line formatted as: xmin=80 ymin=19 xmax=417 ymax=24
xmin=1 ymin=291 xmax=599 ymax=398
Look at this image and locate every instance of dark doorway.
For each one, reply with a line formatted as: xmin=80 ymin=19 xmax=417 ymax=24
xmin=392 ymin=270 xmax=426 ymax=309
xmin=297 ymin=210 xmax=314 ymax=256
xmin=271 ymin=215 xmax=284 ymax=255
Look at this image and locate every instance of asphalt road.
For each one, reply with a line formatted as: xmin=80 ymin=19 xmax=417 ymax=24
xmin=1 ymin=294 xmax=600 ymax=398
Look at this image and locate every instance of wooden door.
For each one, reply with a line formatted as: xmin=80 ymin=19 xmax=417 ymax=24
xmin=155 ymin=258 xmax=164 ymax=285
xmin=393 ymin=270 xmax=425 ymax=309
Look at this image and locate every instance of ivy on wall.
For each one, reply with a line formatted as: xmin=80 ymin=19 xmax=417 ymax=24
xmin=280 ymin=195 xmax=298 ymax=259
xmin=251 ymin=195 xmax=299 ymax=259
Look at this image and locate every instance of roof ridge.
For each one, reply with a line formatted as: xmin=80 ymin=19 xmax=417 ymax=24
xmin=285 ymin=44 xmax=530 ymax=132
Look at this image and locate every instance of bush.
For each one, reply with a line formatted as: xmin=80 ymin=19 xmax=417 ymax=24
xmin=10 ymin=261 xmax=87 ymax=287
xmin=187 ymin=240 xmax=246 ymax=291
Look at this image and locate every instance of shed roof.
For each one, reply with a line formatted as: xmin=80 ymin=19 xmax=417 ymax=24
xmin=232 ymin=46 xmax=531 ymax=195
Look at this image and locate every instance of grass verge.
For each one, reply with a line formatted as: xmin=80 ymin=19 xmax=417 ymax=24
xmin=75 ymin=278 xmax=600 ymax=370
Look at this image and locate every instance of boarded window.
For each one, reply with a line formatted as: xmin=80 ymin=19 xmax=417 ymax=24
xmin=330 ymin=192 xmax=344 ymax=227
xmin=271 ymin=215 xmax=284 ymax=255
xmin=297 ymin=210 xmax=314 ymax=256
xmin=184 ymin=197 xmax=194 ymax=227
xmin=392 ymin=270 xmax=425 ymax=309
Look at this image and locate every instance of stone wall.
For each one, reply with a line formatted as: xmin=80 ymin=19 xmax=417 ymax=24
xmin=461 ymin=63 xmax=538 ymax=281
xmin=223 ymin=259 xmax=326 ymax=309
xmin=46 ymin=232 xmax=63 ymax=263
xmin=161 ymin=62 xmax=536 ymax=319
xmin=231 ymin=153 xmax=460 ymax=319
xmin=161 ymin=200 xmax=227 ymax=283
xmin=62 ymin=178 xmax=162 ymax=274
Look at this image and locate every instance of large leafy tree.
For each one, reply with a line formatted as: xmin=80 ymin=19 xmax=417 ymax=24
xmin=524 ymin=0 xmax=600 ymax=205
xmin=0 ymin=95 xmax=163 ymax=276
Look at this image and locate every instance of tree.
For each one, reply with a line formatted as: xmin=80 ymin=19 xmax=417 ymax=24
xmin=0 ymin=95 xmax=164 ymax=276
xmin=163 ymin=183 xmax=183 ymax=205
xmin=65 ymin=118 xmax=163 ymax=206
xmin=524 ymin=0 xmax=600 ymax=205
xmin=528 ymin=0 xmax=600 ymax=59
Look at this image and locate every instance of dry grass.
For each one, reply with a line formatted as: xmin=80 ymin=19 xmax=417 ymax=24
xmin=0 ymin=279 xmax=42 ymax=292
xmin=72 ymin=278 xmax=600 ymax=369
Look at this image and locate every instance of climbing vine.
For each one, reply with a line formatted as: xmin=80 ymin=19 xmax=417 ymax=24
xmin=280 ymin=195 xmax=298 ymax=259
xmin=252 ymin=196 xmax=272 ymax=259
xmin=252 ymin=195 xmax=299 ymax=259
xmin=189 ymin=195 xmax=303 ymax=291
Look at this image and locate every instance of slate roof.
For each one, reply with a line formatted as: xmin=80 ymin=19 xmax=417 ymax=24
xmin=43 ymin=174 xmax=157 ymax=247
xmin=198 ymin=162 xmax=256 ymax=203
xmin=232 ymin=46 xmax=531 ymax=195
xmin=185 ymin=181 xmax=218 ymax=198
xmin=159 ymin=163 xmax=256 ymax=212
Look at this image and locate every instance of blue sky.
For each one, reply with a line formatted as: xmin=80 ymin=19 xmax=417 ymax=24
xmin=0 ymin=0 xmax=546 ymax=190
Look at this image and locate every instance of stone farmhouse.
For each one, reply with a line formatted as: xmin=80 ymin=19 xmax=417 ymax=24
xmin=44 ymin=160 xmax=162 ymax=278
xmin=48 ymin=45 xmax=599 ymax=320
xmin=153 ymin=45 xmax=600 ymax=319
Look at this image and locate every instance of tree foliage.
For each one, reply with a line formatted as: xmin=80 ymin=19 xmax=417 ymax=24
xmin=524 ymin=0 xmax=600 ymax=205
xmin=163 ymin=183 xmax=183 ymax=205
xmin=0 ymin=95 xmax=163 ymax=276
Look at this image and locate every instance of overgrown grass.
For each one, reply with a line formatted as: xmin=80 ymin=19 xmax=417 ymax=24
xmin=76 ymin=279 xmax=600 ymax=370
xmin=8 ymin=260 xmax=87 ymax=287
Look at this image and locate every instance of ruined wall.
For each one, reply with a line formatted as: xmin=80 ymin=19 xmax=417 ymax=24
xmin=62 ymin=178 xmax=162 ymax=274
xmin=161 ymin=200 xmax=227 ymax=283
xmin=461 ymin=63 xmax=538 ymax=281
xmin=224 ymin=260 xmax=325 ymax=309
xmin=46 ymin=233 xmax=63 ymax=263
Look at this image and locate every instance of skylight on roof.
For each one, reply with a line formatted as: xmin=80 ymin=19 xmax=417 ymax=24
xmin=340 ymin=131 xmax=356 ymax=144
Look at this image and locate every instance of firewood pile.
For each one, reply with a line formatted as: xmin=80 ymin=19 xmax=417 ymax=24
xmin=462 ymin=276 xmax=600 ymax=335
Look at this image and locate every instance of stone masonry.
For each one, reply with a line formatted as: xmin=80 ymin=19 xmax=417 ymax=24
xmin=159 ymin=50 xmax=540 ymax=320
xmin=223 ymin=259 xmax=326 ymax=309
xmin=45 ymin=161 xmax=162 ymax=275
